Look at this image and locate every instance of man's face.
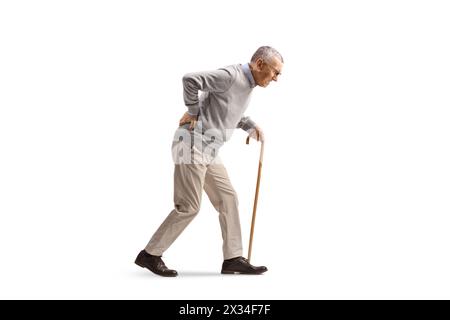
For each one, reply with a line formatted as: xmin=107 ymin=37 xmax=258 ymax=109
xmin=254 ymin=57 xmax=283 ymax=87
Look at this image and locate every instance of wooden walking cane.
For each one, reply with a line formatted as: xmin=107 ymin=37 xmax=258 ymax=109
xmin=246 ymin=133 xmax=264 ymax=263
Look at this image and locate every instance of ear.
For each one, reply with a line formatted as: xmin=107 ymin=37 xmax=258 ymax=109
xmin=256 ymin=58 xmax=265 ymax=71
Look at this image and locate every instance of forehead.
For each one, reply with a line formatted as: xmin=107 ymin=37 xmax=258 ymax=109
xmin=268 ymin=56 xmax=283 ymax=71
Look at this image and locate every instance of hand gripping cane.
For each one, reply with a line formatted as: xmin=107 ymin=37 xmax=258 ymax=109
xmin=245 ymin=134 xmax=264 ymax=263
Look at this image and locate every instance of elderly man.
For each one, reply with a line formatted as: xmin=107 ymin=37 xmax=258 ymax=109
xmin=135 ymin=46 xmax=283 ymax=277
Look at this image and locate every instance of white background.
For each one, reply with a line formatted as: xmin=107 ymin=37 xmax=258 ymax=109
xmin=1 ymin=0 xmax=450 ymax=299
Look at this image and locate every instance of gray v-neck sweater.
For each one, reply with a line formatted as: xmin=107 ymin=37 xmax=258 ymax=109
xmin=182 ymin=64 xmax=257 ymax=145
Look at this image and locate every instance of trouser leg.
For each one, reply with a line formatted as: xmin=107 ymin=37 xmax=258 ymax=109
xmin=145 ymin=163 xmax=207 ymax=256
xmin=203 ymin=163 xmax=243 ymax=260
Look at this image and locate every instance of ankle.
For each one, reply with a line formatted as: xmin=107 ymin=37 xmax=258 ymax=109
xmin=143 ymin=250 xmax=161 ymax=258
xmin=224 ymin=256 xmax=243 ymax=262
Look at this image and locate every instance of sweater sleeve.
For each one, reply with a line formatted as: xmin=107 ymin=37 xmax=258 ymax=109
xmin=182 ymin=67 xmax=236 ymax=116
xmin=236 ymin=116 xmax=257 ymax=132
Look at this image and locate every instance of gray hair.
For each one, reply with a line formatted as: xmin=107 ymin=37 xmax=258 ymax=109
xmin=250 ymin=46 xmax=284 ymax=64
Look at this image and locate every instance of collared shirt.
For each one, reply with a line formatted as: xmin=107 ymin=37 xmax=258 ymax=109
xmin=241 ymin=63 xmax=256 ymax=88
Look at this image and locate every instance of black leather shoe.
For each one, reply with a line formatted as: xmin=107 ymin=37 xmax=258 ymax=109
xmin=135 ymin=250 xmax=178 ymax=277
xmin=221 ymin=256 xmax=268 ymax=275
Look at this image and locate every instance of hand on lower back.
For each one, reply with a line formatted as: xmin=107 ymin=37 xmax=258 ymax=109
xmin=179 ymin=112 xmax=198 ymax=130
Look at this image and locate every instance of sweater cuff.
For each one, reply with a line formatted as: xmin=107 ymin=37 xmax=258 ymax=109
xmin=187 ymin=104 xmax=200 ymax=117
xmin=237 ymin=116 xmax=257 ymax=132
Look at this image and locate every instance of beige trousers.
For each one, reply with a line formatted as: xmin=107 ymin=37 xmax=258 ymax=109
xmin=145 ymin=133 xmax=243 ymax=260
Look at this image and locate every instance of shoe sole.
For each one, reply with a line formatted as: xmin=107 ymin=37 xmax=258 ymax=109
xmin=221 ymin=270 xmax=266 ymax=275
xmin=135 ymin=260 xmax=178 ymax=277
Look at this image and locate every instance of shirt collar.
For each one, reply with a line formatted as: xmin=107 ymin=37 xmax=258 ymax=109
xmin=242 ymin=63 xmax=256 ymax=88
